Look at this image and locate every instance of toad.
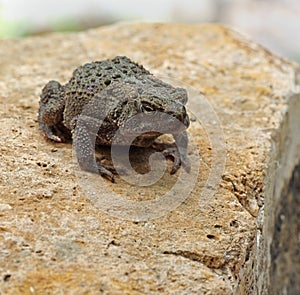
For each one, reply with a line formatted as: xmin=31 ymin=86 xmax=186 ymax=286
xmin=38 ymin=56 xmax=190 ymax=182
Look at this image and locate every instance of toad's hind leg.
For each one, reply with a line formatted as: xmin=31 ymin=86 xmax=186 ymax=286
xmin=38 ymin=80 xmax=70 ymax=142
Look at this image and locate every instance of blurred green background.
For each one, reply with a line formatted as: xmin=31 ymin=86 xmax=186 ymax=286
xmin=0 ymin=0 xmax=299 ymax=61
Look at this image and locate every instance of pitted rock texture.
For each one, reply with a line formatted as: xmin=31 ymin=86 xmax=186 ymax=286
xmin=0 ymin=23 xmax=299 ymax=294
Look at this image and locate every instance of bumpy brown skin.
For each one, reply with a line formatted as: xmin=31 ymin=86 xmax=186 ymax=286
xmin=38 ymin=56 xmax=190 ymax=182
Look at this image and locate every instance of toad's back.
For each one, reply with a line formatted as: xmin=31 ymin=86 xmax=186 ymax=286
xmin=66 ymin=56 xmax=150 ymax=100
xmin=63 ymin=56 xmax=151 ymax=129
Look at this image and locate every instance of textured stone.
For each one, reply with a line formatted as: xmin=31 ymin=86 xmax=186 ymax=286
xmin=0 ymin=23 xmax=299 ymax=294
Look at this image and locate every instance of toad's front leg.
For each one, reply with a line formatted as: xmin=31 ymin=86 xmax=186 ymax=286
xmin=73 ymin=115 xmax=117 ymax=183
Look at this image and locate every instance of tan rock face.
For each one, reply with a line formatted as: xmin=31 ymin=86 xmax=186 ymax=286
xmin=0 ymin=23 xmax=299 ymax=294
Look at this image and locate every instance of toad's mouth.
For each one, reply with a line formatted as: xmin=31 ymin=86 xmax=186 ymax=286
xmin=120 ymin=121 xmax=187 ymax=137
xmin=120 ymin=112 xmax=189 ymax=136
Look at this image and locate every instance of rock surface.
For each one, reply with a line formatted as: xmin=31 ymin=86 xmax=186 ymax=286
xmin=0 ymin=23 xmax=299 ymax=294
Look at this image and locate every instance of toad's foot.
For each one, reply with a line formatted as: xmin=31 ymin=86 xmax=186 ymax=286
xmin=78 ymin=159 xmax=117 ymax=183
xmin=96 ymin=157 xmax=129 ymax=183
xmin=97 ymin=163 xmax=116 ymax=183
xmin=152 ymin=142 xmax=191 ymax=175
xmin=40 ymin=122 xmax=71 ymax=143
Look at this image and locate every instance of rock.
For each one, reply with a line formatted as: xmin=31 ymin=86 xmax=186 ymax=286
xmin=0 ymin=23 xmax=299 ymax=294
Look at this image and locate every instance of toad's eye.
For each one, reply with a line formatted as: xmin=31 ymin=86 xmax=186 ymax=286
xmin=140 ymin=103 xmax=156 ymax=114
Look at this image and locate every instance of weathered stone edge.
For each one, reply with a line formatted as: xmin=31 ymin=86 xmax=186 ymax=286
xmin=235 ymin=68 xmax=300 ymax=294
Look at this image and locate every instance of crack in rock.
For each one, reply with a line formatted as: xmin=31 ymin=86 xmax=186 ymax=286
xmin=163 ymin=250 xmax=225 ymax=269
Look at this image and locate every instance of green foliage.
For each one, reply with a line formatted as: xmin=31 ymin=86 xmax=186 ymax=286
xmin=49 ymin=17 xmax=82 ymax=33
xmin=0 ymin=19 xmax=32 ymax=38
xmin=0 ymin=6 xmax=82 ymax=39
